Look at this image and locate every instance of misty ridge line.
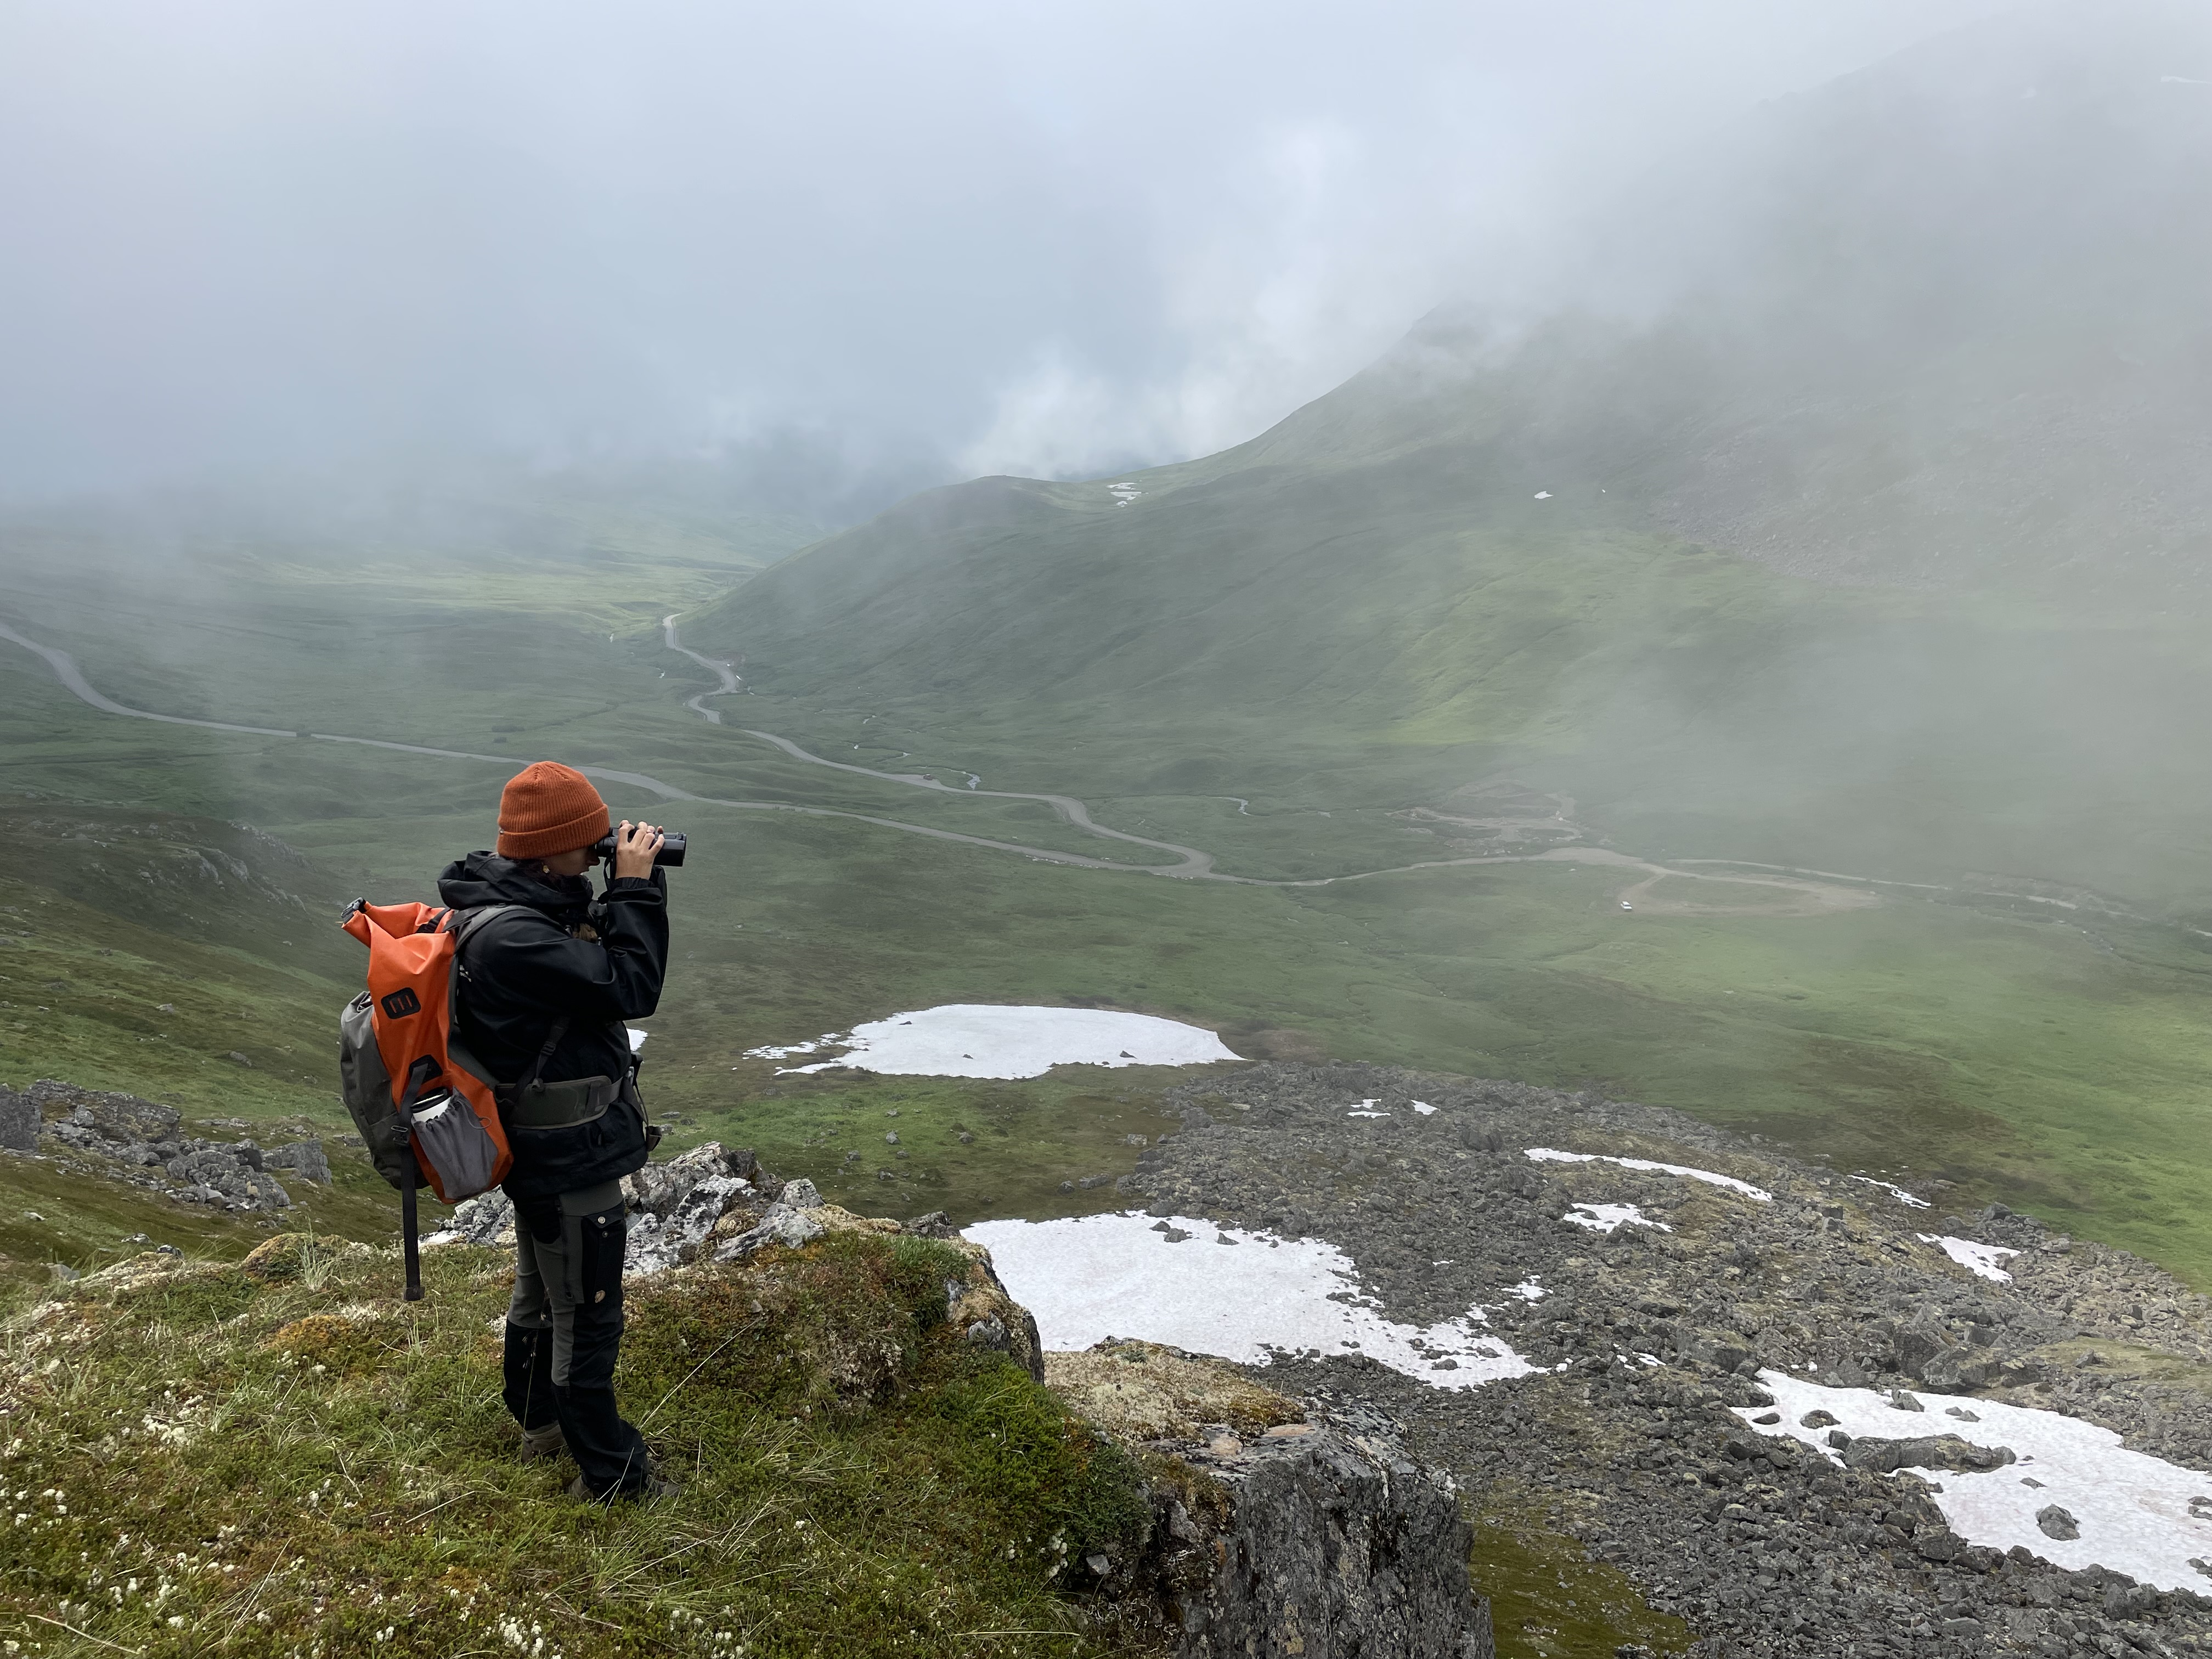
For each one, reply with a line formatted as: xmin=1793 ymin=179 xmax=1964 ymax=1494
xmin=1 ymin=612 xmax=2101 ymax=917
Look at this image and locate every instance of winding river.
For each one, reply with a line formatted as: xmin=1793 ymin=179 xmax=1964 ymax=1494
xmin=0 ymin=614 xmax=1892 ymax=904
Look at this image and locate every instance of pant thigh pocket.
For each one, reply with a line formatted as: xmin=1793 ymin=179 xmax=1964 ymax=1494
xmin=574 ymin=1203 xmax=627 ymax=1318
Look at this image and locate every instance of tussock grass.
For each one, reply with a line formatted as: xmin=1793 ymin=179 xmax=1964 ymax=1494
xmin=0 ymin=1233 xmax=1155 ymax=1658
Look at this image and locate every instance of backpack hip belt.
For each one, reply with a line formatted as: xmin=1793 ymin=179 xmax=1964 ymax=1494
xmin=504 ymin=1075 xmax=624 ymax=1129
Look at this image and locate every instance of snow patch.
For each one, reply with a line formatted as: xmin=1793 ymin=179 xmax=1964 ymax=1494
xmin=1410 ymin=1100 xmax=1438 ymax=1115
xmin=1919 ymin=1234 xmax=2020 ymax=1283
xmin=1849 ymin=1175 xmax=1932 ymax=1209
xmin=1566 ymin=1201 xmax=1670 ymax=1234
xmin=743 ymin=1031 xmax=843 ymax=1060
xmin=1738 ymin=1370 xmax=2212 ymax=1590
xmin=1510 ymin=1278 xmax=1548 ymax=1301
xmin=964 ymin=1211 xmax=1539 ymax=1390
xmin=1347 ymin=1098 xmax=1389 ymax=1118
xmin=627 ymin=1028 xmax=648 ymax=1054
xmin=1526 ymin=1147 xmax=1772 ymax=1201
xmin=746 ymin=1004 xmax=1242 ymax=1079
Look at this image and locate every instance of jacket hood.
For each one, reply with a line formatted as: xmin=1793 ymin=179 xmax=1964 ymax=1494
xmin=436 ymin=850 xmax=595 ymax=921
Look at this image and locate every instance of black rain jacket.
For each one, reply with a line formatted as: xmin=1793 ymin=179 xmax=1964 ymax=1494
xmin=435 ymin=850 xmax=668 ymax=1202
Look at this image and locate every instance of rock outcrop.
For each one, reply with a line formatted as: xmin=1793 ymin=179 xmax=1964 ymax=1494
xmin=427 ymin=1142 xmax=1046 ymax=1378
xmin=1052 ymin=1338 xmax=1494 ymax=1658
xmin=1166 ymin=1407 xmax=1493 ymax=1659
xmin=13 ymin=1078 xmax=297 ymax=1211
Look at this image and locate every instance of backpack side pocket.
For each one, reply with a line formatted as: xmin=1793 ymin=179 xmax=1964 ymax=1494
xmin=411 ymin=1090 xmax=505 ymax=1202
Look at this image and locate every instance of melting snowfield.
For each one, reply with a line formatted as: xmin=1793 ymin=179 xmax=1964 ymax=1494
xmin=964 ymin=1211 xmax=1539 ymax=1391
xmin=1525 ymin=1147 xmax=1773 ymax=1201
xmin=1918 ymin=1234 xmax=2021 ymax=1282
xmin=1739 ymin=1371 xmax=2212 ymax=1591
xmin=744 ymin=1004 xmax=1242 ymax=1079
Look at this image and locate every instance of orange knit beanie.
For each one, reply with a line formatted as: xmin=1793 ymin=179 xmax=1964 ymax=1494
xmin=496 ymin=761 xmax=611 ymax=859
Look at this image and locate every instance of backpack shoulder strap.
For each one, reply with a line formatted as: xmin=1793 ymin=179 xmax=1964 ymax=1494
xmin=445 ymin=903 xmax=574 ymax=1094
xmin=448 ymin=901 xmax=533 ymax=951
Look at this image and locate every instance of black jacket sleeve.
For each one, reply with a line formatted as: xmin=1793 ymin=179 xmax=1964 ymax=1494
xmin=490 ymin=872 xmax=669 ymax=1025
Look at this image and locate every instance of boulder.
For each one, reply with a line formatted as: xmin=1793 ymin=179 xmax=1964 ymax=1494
xmin=1841 ymin=1434 xmax=2017 ymax=1476
xmin=0 ymin=1085 xmax=35 ymax=1152
xmin=263 ymin=1141 xmax=332 ymax=1183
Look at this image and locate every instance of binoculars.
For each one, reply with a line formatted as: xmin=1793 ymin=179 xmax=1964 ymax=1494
xmin=590 ymin=828 xmax=687 ymax=868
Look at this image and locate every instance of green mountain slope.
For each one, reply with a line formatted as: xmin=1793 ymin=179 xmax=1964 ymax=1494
xmin=687 ymin=1 xmax=2212 ymax=906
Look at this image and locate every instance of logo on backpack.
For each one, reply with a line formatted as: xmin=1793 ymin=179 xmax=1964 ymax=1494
xmin=380 ymin=987 xmax=422 ymax=1019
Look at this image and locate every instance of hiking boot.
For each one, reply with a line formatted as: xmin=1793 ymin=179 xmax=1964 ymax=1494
xmin=519 ymin=1423 xmax=567 ymax=1464
xmin=566 ymin=1472 xmax=681 ymax=1506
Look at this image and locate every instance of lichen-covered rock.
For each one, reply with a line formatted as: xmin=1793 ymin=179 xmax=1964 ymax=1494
xmin=712 ymin=1201 xmax=826 ymax=1262
xmin=623 ymin=1142 xmax=767 ymax=1273
xmin=1047 ymin=1339 xmax=1305 ymax=1442
xmin=623 ymin=1141 xmax=757 ymax=1216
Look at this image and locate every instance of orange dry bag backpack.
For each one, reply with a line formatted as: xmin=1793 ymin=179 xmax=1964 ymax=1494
xmin=337 ymin=899 xmax=522 ymax=1300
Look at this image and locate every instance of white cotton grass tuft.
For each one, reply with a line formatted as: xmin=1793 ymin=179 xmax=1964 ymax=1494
xmin=1739 ymin=1370 xmax=2212 ymax=1590
xmin=964 ymin=1211 xmax=1541 ymax=1391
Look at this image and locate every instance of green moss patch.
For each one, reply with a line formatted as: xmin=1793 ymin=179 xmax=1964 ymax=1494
xmin=1469 ymin=1509 xmax=1692 ymax=1658
xmin=0 ymin=1233 xmax=1154 ymax=1658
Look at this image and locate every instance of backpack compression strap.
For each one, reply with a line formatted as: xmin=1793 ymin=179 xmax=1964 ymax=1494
xmin=393 ymin=1054 xmax=440 ymax=1302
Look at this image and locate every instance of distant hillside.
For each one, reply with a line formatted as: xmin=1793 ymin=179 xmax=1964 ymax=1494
xmin=688 ymin=2 xmax=2212 ymax=903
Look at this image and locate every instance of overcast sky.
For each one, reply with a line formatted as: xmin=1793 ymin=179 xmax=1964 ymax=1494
xmin=0 ymin=0 xmax=2004 ymax=503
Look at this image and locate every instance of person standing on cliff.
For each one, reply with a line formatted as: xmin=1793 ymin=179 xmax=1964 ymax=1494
xmin=436 ymin=760 xmax=678 ymax=1504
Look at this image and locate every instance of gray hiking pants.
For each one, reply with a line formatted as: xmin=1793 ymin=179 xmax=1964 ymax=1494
xmin=507 ymin=1179 xmax=627 ymax=1385
xmin=501 ymin=1179 xmax=651 ymax=1496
